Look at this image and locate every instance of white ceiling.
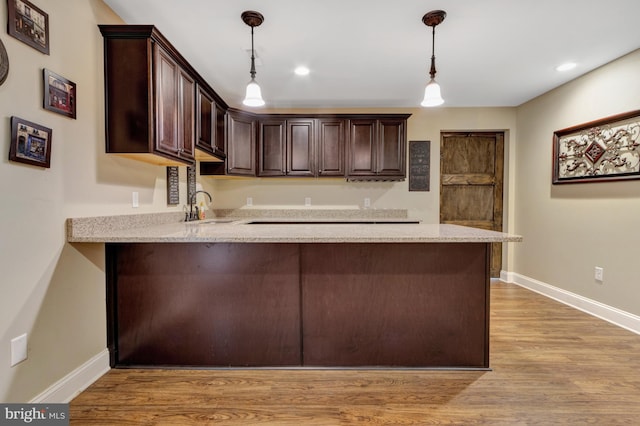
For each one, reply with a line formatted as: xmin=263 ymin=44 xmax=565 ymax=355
xmin=102 ymin=0 xmax=640 ymax=109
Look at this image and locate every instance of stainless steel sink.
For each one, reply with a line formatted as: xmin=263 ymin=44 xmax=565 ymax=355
xmin=246 ymin=219 xmax=420 ymax=225
xmin=192 ymin=218 xmax=236 ymax=224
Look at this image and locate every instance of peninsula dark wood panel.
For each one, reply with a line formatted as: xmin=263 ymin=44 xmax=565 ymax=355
xmin=301 ymin=243 xmax=490 ymax=367
xmin=109 ymin=243 xmax=301 ymax=367
xmin=106 ymin=241 xmax=491 ymax=369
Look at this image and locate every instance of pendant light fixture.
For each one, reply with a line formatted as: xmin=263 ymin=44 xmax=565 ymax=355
xmin=241 ymin=10 xmax=265 ymax=107
xmin=421 ymin=10 xmax=446 ymax=107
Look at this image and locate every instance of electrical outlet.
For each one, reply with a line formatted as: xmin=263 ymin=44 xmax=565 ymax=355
xmin=132 ymin=191 xmax=139 ymax=208
xmin=305 ymin=197 xmax=311 ymax=207
xmin=246 ymin=197 xmax=253 ymax=206
xmin=364 ymin=198 xmax=371 ymax=208
xmin=594 ymin=266 xmax=604 ymax=282
xmin=11 ymin=333 xmax=27 ymax=367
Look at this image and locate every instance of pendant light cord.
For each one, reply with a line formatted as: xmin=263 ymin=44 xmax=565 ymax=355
xmin=250 ymin=26 xmax=257 ymax=79
xmin=429 ymin=25 xmax=437 ymax=80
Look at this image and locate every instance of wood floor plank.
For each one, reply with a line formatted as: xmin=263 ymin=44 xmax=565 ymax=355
xmin=70 ymin=282 xmax=640 ymax=425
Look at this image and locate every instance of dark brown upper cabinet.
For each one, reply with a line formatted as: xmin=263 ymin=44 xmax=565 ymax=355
xmin=346 ymin=115 xmax=409 ymax=180
xmin=99 ymin=25 xmax=228 ymax=166
xmin=258 ymin=117 xmax=315 ymax=177
xmin=208 ymin=113 xmax=409 ymax=180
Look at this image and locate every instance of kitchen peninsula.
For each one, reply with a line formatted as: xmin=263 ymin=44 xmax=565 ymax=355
xmin=67 ymin=211 xmax=521 ymax=369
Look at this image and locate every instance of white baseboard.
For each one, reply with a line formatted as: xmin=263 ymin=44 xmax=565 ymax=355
xmin=31 ymin=349 xmax=110 ymax=403
xmin=500 ymin=271 xmax=640 ymax=335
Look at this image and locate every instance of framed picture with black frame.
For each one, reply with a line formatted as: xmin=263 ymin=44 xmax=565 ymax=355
xmin=8 ymin=116 xmax=52 ymax=168
xmin=6 ymin=0 xmax=50 ymax=55
xmin=43 ymin=69 xmax=76 ymax=119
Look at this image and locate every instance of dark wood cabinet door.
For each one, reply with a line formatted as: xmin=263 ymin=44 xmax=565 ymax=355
xmin=196 ymin=84 xmax=226 ymax=160
xmin=317 ymin=119 xmax=345 ymax=176
xmin=377 ymin=118 xmax=405 ymax=176
xmin=177 ymin=69 xmax=195 ymax=161
xmin=155 ymin=45 xmax=195 ymax=162
xmin=196 ymin=85 xmax=214 ymax=153
xmin=226 ymin=110 xmax=256 ymax=176
xmin=258 ymin=119 xmax=286 ymax=176
xmin=347 ymin=119 xmax=377 ymax=176
xmin=287 ymin=119 xmax=315 ymax=176
xmin=214 ymin=100 xmax=226 ymax=155
xmin=154 ymin=46 xmax=180 ymax=157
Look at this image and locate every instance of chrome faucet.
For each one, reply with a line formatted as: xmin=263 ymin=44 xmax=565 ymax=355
xmin=186 ymin=190 xmax=212 ymax=221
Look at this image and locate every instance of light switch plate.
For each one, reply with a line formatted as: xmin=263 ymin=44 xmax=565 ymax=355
xmin=11 ymin=333 xmax=27 ymax=366
xmin=594 ymin=266 xmax=604 ymax=282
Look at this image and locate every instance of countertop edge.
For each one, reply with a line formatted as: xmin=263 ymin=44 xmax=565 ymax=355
xmin=66 ymin=212 xmax=522 ymax=244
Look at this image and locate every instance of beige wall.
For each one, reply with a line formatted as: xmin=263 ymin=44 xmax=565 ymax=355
xmin=514 ymin=49 xmax=640 ymax=316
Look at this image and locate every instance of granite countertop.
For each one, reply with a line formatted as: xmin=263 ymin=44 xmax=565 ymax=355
xmin=66 ymin=210 xmax=522 ymax=244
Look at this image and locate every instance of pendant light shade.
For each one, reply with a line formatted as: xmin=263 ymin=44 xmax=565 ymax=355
xmin=241 ymin=11 xmax=265 ymax=107
xmin=244 ymin=78 xmax=264 ymax=107
xmin=421 ymin=79 xmax=444 ymax=107
xmin=421 ymin=10 xmax=446 ymax=107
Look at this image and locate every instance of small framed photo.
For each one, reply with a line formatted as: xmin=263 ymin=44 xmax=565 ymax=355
xmin=9 ymin=116 xmax=52 ymax=168
xmin=7 ymin=0 xmax=50 ymax=55
xmin=44 ymin=69 xmax=76 ymax=118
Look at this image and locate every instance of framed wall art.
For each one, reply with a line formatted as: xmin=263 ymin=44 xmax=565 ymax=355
xmin=7 ymin=0 xmax=50 ymax=55
xmin=552 ymin=110 xmax=640 ymax=184
xmin=9 ymin=116 xmax=52 ymax=168
xmin=43 ymin=69 xmax=76 ymax=118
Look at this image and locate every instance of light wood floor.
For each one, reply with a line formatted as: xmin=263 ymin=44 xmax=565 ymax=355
xmin=70 ymin=282 xmax=640 ymax=425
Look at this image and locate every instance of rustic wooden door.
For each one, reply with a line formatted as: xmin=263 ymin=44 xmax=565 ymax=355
xmin=440 ymin=132 xmax=504 ymax=277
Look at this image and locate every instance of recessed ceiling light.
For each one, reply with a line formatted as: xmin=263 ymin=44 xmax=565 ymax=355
xmin=294 ymin=66 xmax=310 ymax=76
xmin=556 ymin=62 xmax=577 ymax=72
